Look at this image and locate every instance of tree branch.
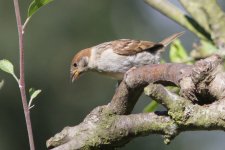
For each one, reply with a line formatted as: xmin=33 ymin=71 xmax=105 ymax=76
xmin=144 ymin=0 xmax=211 ymax=41
xmin=108 ymin=81 xmax=143 ymax=115
xmin=179 ymin=0 xmax=225 ymax=48
xmin=46 ymin=55 xmax=225 ymax=150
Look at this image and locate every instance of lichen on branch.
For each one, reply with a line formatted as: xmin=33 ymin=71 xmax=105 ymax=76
xmin=47 ymin=55 xmax=225 ymax=150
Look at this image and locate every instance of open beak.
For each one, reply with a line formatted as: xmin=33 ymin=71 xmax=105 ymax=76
xmin=71 ymin=69 xmax=80 ymax=82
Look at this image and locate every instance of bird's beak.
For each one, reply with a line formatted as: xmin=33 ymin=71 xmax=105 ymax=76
xmin=71 ymin=69 xmax=80 ymax=82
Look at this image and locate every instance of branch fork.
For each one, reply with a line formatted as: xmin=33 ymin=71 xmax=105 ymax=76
xmin=46 ymin=55 xmax=225 ymax=150
xmin=47 ymin=0 xmax=225 ymax=149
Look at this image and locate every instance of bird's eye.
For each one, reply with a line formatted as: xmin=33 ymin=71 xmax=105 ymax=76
xmin=73 ymin=63 xmax=77 ymax=67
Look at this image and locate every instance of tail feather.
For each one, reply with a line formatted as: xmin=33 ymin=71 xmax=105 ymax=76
xmin=160 ymin=31 xmax=185 ymax=46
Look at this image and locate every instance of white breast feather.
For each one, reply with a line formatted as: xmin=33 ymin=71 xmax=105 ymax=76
xmin=88 ymin=47 xmax=160 ymax=79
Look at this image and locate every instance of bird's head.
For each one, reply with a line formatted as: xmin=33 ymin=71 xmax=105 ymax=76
xmin=70 ymin=48 xmax=91 ymax=82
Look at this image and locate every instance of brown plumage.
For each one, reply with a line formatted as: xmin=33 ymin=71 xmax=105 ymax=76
xmin=112 ymin=40 xmax=163 ymax=55
xmin=71 ymin=48 xmax=91 ymax=63
xmin=70 ymin=32 xmax=184 ymax=81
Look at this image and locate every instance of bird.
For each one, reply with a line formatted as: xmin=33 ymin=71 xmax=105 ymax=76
xmin=70 ymin=32 xmax=184 ymax=82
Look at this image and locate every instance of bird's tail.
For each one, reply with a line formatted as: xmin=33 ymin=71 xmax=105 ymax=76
xmin=160 ymin=31 xmax=185 ymax=47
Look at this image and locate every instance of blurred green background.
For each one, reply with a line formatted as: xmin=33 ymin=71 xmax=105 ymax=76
xmin=0 ymin=0 xmax=225 ymax=149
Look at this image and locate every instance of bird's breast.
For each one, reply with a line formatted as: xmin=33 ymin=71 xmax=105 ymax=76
xmin=88 ymin=48 xmax=160 ymax=79
xmin=96 ymin=49 xmax=134 ymax=72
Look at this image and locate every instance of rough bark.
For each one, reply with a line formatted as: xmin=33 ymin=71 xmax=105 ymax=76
xmin=46 ymin=1 xmax=225 ymax=149
xmin=46 ymin=55 xmax=225 ymax=150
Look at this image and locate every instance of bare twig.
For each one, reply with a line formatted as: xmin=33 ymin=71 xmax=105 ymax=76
xmin=13 ymin=0 xmax=35 ymax=150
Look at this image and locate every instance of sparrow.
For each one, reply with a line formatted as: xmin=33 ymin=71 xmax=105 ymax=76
xmin=70 ymin=32 xmax=184 ymax=82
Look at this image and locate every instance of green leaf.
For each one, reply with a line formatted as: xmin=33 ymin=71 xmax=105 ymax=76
xmin=0 ymin=59 xmax=14 ymax=74
xmin=0 ymin=59 xmax=18 ymax=82
xmin=30 ymin=89 xmax=41 ymax=101
xmin=28 ymin=0 xmax=54 ymax=17
xmin=143 ymin=100 xmax=158 ymax=112
xmin=170 ymin=39 xmax=189 ymax=63
xmin=29 ymin=88 xmax=42 ymax=102
xmin=0 ymin=80 xmax=4 ymax=90
xmin=29 ymin=88 xmax=42 ymax=109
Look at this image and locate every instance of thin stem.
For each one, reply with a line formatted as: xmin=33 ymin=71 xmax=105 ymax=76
xmin=12 ymin=73 xmax=19 ymax=83
xmin=13 ymin=0 xmax=35 ymax=150
xmin=23 ymin=17 xmax=31 ymax=34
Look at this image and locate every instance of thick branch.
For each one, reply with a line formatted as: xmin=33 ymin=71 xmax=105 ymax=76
xmin=47 ymin=55 xmax=225 ymax=150
xmin=47 ymin=107 xmax=176 ymax=150
xmin=145 ymin=84 xmax=225 ymax=130
xmin=108 ymin=81 xmax=143 ymax=115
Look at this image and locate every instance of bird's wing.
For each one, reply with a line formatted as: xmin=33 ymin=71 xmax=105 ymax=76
xmin=112 ymin=39 xmax=163 ymax=56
